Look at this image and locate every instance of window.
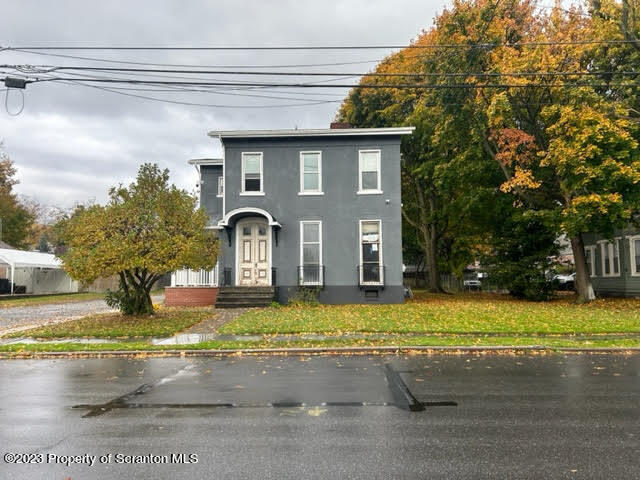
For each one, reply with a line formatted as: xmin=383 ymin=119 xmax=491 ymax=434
xmin=300 ymin=221 xmax=323 ymax=285
xmin=241 ymin=152 xmax=263 ymax=194
xmin=629 ymin=235 xmax=640 ymax=276
xmin=299 ymin=151 xmax=322 ymax=194
xmin=600 ymin=239 xmax=621 ymax=277
xmin=584 ymin=245 xmax=596 ymax=277
xmin=360 ymin=220 xmax=383 ymax=284
xmin=358 ymin=150 xmax=381 ymax=194
xmin=217 ymin=177 xmax=224 ymax=197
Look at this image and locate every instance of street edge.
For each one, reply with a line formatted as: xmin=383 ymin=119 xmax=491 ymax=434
xmin=1 ymin=345 xmax=640 ymax=359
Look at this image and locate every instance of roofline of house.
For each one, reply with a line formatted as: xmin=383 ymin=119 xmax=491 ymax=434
xmin=207 ymin=127 xmax=415 ymax=139
xmin=188 ymin=158 xmax=223 ymax=166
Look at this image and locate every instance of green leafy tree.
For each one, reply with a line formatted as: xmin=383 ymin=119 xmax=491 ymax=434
xmin=0 ymin=149 xmax=35 ymax=249
xmin=36 ymin=232 xmax=50 ymax=253
xmin=481 ymin=210 xmax=559 ymax=301
xmin=58 ymin=163 xmax=218 ymax=315
xmin=337 ymin=0 xmax=533 ymax=292
xmin=481 ymin=3 xmax=640 ymax=302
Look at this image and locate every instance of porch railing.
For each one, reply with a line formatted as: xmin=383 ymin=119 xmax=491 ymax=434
xmin=357 ymin=264 xmax=385 ymax=288
xmin=298 ymin=265 xmax=324 ymax=286
xmin=171 ymin=265 xmax=219 ymax=287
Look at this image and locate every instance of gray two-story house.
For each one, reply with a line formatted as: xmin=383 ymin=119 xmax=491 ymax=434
xmin=170 ymin=126 xmax=414 ymax=306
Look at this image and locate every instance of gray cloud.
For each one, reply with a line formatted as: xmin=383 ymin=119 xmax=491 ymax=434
xmin=0 ymin=0 xmax=447 ymax=208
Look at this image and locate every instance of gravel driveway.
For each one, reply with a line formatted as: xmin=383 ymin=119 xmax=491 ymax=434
xmin=0 ymin=295 xmax=164 ymax=336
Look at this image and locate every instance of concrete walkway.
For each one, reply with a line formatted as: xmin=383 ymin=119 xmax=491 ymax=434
xmin=180 ymin=308 xmax=248 ymax=334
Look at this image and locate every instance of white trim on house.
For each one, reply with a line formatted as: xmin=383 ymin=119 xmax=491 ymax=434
xmin=208 ymin=127 xmax=415 ymax=139
xmin=221 ymin=135 xmax=226 ymax=220
xmin=188 ymin=158 xmax=223 ymax=166
xmin=598 ymin=238 xmax=621 ymax=277
xmin=358 ymin=219 xmax=384 ymax=285
xmin=218 ymin=207 xmax=281 ymax=227
xmin=584 ymin=245 xmax=597 ymax=277
xmin=299 ymin=151 xmax=323 ymax=195
xmin=358 ymin=149 xmax=382 ymax=195
xmin=299 ymin=220 xmax=323 ymax=286
xmin=217 ymin=177 xmax=224 ymax=197
xmin=628 ymin=235 xmax=640 ymax=277
xmin=241 ymin=152 xmax=263 ymax=195
xmin=171 ymin=264 xmax=219 ymax=287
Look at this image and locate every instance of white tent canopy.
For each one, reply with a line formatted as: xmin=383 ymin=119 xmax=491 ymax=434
xmin=0 ymin=248 xmax=63 ymax=269
xmin=0 ymin=248 xmax=66 ymax=294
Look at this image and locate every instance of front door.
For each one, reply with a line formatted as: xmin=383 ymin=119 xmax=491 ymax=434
xmin=237 ymin=218 xmax=270 ymax=286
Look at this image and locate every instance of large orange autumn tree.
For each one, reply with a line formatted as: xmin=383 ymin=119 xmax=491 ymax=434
xmin=338 ymin=0 xmax=640 ymax=302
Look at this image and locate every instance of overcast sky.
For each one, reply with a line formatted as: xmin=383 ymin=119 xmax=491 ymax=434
xmin=0 ymin=0 xmax=449 ymax=211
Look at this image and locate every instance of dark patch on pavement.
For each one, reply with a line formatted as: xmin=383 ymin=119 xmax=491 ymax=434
xmin=73 ymin=359 xmax=455 ymax=416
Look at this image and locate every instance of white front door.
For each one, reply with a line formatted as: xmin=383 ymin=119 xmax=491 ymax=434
xmin=237 ymin=218 xmax=270 ymax=286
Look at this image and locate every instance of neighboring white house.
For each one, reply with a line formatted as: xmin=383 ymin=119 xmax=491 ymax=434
xmin=0 ymin=248 xmax=79 ymax=295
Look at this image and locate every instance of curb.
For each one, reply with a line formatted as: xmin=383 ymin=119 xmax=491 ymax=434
xmin=1 ymin=345 xmax=640 ymax=359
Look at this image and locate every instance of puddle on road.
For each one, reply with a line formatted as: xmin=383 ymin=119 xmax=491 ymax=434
xmin=73 ymin=360 xmax=457 ymax=417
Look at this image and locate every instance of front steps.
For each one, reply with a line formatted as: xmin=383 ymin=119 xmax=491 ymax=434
xmin=215 ymin=286 xmax=276 ymax=308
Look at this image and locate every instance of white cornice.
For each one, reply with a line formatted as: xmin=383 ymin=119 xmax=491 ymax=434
xmin=207 ymin=127 xmax=415 ymax=139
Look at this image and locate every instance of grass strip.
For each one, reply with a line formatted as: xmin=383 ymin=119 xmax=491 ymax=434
xmin=3 ymin=307 xmax=212 ymax=339
xmin=1 ymin=335 xmax=639 ymax=353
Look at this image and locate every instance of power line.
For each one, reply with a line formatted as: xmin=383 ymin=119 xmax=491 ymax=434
xmin=14 ymin=65 xmax=639 ymax=78
xmin=7 ymin=48 xmax=385 ymax=69
xmin=55 ymin=79 xmax=624 ymax=110
xmin=3 ymin=40 xmax=638 ymax=50
xmin=56 ymin=80 xmax=340 ymax=108
xmin=38 ymin=77 xmax=640 ymax=89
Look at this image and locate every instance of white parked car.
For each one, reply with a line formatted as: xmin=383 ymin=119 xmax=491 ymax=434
xmin=553 ymin=273 xmax=575 ymax=290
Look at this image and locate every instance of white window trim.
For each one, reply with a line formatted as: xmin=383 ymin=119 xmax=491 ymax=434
xmin=598 ymin=238 xmax=621 ymax=277
xmin=299 ymin=220 xmax=323 ymax=286
xmin=240 ymin=152 xmax=264 ymax=195
xmin=299 ymin=151 xmax=323 ymax=195
xmin=359 ymin=219 xmax=384 ymax=285
xmin=217 ymin=177 xmax=224 ymax=197
xmin=357 ymin=149 xmax=383 ymax=195
xmin=628 ymin=235 xmax=640 ymax=276
xmin=584 ymin=245 xmax=597 ymax=277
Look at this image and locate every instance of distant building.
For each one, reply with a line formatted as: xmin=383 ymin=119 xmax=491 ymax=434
xmin=582 ymin=228 xmax=640 ymax=297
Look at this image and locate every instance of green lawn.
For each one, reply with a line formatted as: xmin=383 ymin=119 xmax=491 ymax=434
xmin=0 ymin=292 xmax=105 ymax=309
xmin=219 ymin=292 xmax=640 ymax=335
xmin=4 ymin=307 xmax=212 ymax=339
xmin=1 ymin=335 xmax=638 ymax=355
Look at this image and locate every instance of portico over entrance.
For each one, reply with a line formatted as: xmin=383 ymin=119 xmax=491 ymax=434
xmin=218 ymin=207 xmax=280 ymax=287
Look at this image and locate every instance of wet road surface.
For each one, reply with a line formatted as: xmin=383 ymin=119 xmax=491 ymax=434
xmin=1 ymin=354 xmax=639 ymax=479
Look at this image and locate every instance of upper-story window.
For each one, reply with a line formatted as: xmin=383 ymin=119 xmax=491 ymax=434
xmin=241 ymin=152 xmax=263 ymax=195
xmin=299 ymin=151 xmax=323 ymax=195
xmin=358 ymin=150 xmax=382 ymax=194
xmin=217 ymin=177 xmax=224 ymax=197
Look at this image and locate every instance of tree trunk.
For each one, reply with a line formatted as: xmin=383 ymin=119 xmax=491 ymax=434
xmin=401 ymin=171 xmax=445 ymax=293
xmin=425 ymin=224 xmax=444 ymax=293
xmin=570 ymin=235 xmax=596 ymax=303
xmin=114 ymin=270 xmax=158 ymax=315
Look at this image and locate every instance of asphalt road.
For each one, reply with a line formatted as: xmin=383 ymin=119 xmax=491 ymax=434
xmin=1 ymin=353 xmax=639 ymax=479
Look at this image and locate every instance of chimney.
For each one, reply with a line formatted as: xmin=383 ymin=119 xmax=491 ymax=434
xmin=330 ymin=122 xmax=351 ymax=129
